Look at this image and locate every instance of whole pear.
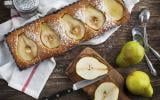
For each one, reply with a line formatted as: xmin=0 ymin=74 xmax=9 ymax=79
xmin=116 ymin=41 xmax=144 ymax=67
xmin=126 ymin=71 xmax=153 ymax=97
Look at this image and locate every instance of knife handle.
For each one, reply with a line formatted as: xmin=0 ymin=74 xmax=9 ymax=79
xmin=42 ymin=88 xmax=74 ymax=100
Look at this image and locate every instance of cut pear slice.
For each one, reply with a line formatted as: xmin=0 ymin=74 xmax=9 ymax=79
xmin=41 ymin=23 xmax=60 ymax=48
xmin=104 ymin=0 xmax=124 ymax=21
xmin=61 ymin=14 xmax=85 ymax=40
xmin=17 ymin=34 xmax=38 ymax=61
xmin=76 ymin=57 xmax=108 ymax=80
xmin=94 ymin=82 xmax=119 ymax=100
xmin=84 ymin=6 xmax=105 ymax=30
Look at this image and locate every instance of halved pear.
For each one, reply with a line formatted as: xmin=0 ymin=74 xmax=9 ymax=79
xmin=61 ymin=14 xmax=85 ymax=40
xmin=104 ymin=0 xmax=124 ymax=21
xmin=41 ymin=23 xmax=60 ymax=48
xmin=17 ymin=34 xmax=38 ymax=61
xmin=94 ymin=82 xmax=119 ymax=100
xmin=76 ymin=57 xmax=108 ymax=80
xmin=84 ymin=6 xmax=105 ymax=30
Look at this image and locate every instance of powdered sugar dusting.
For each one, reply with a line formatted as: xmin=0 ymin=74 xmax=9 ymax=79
xmin=94 ymin=0 xmax=117 ymax=27
xmin=24 ymin=23 xmax=40 ymax=41
xmin=74 ymin=0 xmax=116 ymax=31
xmin=51 ymin=20 xmax=73 ymax=45
xmin=53 ymin=21 xmax=66 ymax=35
xmin=74 ymin=8 xmax=85 ymax=22
xmin=94 ymin=0 xmax=106 ymax=12
xmin=104 ymin=14 xmax=116 ymax=28
xmin=25 ymin=31 xmax=38 ymax=41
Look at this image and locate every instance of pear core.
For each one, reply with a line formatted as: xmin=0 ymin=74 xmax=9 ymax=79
xmin=76 ymin=57 xmax=108 ymax=80
xmin=17 ymin=34 xmax=38 ymax=61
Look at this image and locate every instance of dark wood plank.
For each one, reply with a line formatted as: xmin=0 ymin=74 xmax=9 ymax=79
xmin=0 ymin=0 xmax=10 ymax=23
xmin=0 ymin=0 xmax=160 ymax=100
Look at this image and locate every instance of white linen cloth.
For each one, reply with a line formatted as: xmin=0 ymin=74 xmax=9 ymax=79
xmin=0 ymin=0 xmax=139 ymax=99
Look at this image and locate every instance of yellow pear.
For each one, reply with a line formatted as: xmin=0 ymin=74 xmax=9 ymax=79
xmin=116 ymin=41 xmax=145 ymax=67
xmin=126 ymin=71 xmax=153 ymax=97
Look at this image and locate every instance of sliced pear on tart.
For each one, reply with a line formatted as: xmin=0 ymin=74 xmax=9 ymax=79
xmin=104 ymin=0 xmax=124 ymax=21
xmin=84 ymin=5 xmax=105 ymax=30
xmin=17 ymin=34 xmax=38 ymax=61
xmin=41 ymin=23 xmax=60 ymax=48
xmin=61 ymin=14 xmax=85 ymax=40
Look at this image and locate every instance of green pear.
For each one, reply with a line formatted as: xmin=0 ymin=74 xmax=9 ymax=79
xmin=116 ymin=41 xmax=145 ymax=67
xmin=142 ymin=84 xmax=153 ymax=97
xmin=126 ymin=71 xmax=153 ymax=97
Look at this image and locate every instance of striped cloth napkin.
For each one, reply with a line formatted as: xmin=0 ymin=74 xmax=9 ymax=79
xmin=0 ymin=0 xmax=139 ymax=99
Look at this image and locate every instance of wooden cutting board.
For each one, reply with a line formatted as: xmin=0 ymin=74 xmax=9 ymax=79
xmin=66 ymin=47 xmax=130 ymax=100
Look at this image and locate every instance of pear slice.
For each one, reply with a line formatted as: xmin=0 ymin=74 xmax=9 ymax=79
xmin=41 ymin=23 xmax=60 ymax=48
xmin=76 ymin=57 xmax=108 ymax=80
xmin=17 ymin=34 xmax=38 ymax=61
xmin=84 ymin=6 xmax=105 ymax=30
xmin=61 ymin=14 xmax=85 ymax=40
xmin=104 ymin=0 xmax=124 ymax=21
xmin=94 ymin=82 xmax=119 ymax=100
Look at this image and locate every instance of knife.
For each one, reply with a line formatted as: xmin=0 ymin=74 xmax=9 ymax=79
xmin=41 ymin=74 xmax=107 ymax=100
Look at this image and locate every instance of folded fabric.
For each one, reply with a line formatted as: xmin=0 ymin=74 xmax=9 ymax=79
xmin=0 ymin=0 xmax=139 ymax=99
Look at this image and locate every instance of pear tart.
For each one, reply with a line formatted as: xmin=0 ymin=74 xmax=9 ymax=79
xmin=6 ymin=0 xmax=129 ymax=69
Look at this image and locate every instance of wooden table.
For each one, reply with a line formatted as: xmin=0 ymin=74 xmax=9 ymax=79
xmin=0 ymin=0 xmax=160 ymax=100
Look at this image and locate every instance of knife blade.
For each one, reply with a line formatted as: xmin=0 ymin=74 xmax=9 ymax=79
xmin=41 ymin=74 xmax=107 ymax=100
xmin=73 ymin=74 xmax=106 ymax=91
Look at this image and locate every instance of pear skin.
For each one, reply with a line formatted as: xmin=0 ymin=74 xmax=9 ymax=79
xmin=142 ymin=84 xmax=153 ymax=97
xmin=116 ymin=41 xmax=145 ymax=67
xmin=126 ymin=71 xmax=153 ymax=97
xmin=116 ymin=53 xmax=130 ymax=67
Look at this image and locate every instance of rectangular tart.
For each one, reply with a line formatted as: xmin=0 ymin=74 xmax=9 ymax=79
xmin=6 ymin=0 xmax=129 ymax=69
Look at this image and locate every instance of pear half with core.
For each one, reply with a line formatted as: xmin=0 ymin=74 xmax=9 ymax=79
xmin=84 ymin=6 xmax=105 ymax=30
xmin=126 ymin=71 xmax=153 ymax=97
xmin=116 ymin=41 xmax=145 ymax=67
xmin=41 ymin=23 xmax=60 ymax=48
xmin=62 ymin=14 xmax=85 ymax=40
xmin=104 ymin=0 xmax=124 ymax=21
xmin=94 ymin=82 xmax=119 ymax=100
xmin=76 ymin=57 xmax=108 ymax=80
xmin=17 ymin=34 xmax=38 ymax=61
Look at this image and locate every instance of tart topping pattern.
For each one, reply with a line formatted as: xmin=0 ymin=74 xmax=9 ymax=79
xmin=41 ymin=23 xmax=60 ymax=48
xmin=84 ymin=5 xmax=105 ymax=30
xmin=17 ymin=34 xmax=38 ymax=61
xmin=61 ymin=14 xmax=85 ymax=40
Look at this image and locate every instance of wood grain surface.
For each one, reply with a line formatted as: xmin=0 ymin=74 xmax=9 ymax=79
xmin=0 ymin=0 xmax=160 ymax=100
xmin=66 ymin=47 xmax=130 ymax=100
